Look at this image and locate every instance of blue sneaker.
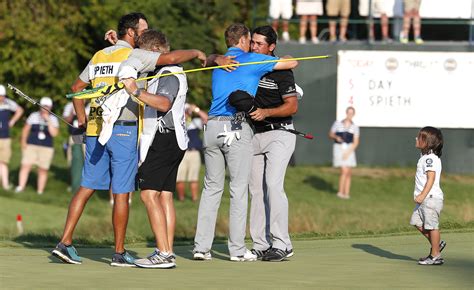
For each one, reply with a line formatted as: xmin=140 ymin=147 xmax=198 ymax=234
xmin=111 ymin=250 xmax=136 ymax=267
xmin=51 ymin=242 xmax=82 ymax=264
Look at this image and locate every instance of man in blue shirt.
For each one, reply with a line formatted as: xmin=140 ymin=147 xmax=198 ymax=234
xmin=193 ymin=23 xmax=297 ymax=262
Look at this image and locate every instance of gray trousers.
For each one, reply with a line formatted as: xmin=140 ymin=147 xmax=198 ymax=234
xmin=193 ymin=119 xmax=253 ymax=257
xmin=249 ymin=125 xmax=296 ymax=251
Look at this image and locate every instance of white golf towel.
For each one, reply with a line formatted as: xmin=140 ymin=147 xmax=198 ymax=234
xmin=98 ymin=88 xmax=130 ymax=145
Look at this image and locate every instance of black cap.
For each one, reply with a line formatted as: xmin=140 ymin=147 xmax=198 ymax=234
xmin=228 ymin=90 xmax=256 ymax=113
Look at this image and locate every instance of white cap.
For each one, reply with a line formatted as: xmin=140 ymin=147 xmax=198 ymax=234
xmin=0 ymin=84 xmax=6 ymax=96
xmin=40 ymin=97 xmax=53 ymax=107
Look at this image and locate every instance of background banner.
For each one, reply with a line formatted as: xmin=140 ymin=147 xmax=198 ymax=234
xmin=337 ymin=50 xmax=474 ymax=128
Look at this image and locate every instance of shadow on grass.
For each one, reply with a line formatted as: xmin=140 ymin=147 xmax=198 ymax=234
xmin=303 ymin=175 xmax=336 ymax=193
xmin=12 ymin=233 xmax=231 ymax=262
xmin=352 ymin=244 xmax=415 ymax=261
xmin=13 ymin=233 xmax=122 ymax=265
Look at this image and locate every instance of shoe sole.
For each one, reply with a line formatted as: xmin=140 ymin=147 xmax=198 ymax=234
xmin=110 ymin=262 xmax=137 ymax=268
xmin=286 ymin=252 xmax=294 ymax=258
xmin=230 ymin=258 xmax=257 ymax=262
xmin=134 ymin=262 xmax=176 ymax=269
xmin=52 ymin=250 xmax=82 ymax=265
xmin=418 ymin=260 xmax=444 ymax=265
xmin=262 ymin=257 xmax=286 ymax=262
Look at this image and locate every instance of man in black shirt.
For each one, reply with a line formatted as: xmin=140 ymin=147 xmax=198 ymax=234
xmin=248 ymin=25 xmax=299 ymax=262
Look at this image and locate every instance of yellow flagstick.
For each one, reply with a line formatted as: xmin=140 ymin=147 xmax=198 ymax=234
xmin=67 ymin=54 xmax=331 ymax=100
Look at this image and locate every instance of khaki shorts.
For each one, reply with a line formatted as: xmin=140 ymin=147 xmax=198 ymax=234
xmin=22 ymin=144 xmax=54 ymax=170
xmin=0 ymin=138 xmax=12 ymax=164
xmin=176 ymin=150 xmax=201 ymax=182
xmin=326 ymin=0 xmax=351 ymax=17
xmin=410 ymin=196 xmax=443 ymax=230
xmin=404 ymin=0 xmax=421 ymax=12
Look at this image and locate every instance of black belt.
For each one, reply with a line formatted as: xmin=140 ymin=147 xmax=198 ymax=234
xmin=114 ymin=120 xmax=137 ymax=126
xmin=255 ymin=121 xmax=292 ymax=133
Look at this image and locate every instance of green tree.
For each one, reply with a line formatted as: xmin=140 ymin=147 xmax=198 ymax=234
xmin=0 ymin=0 xmax=259 ymax=112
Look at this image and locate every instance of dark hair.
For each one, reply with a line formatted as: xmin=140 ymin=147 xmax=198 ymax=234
xmin=225 ymin=23 xmax=249 ymax=48
xmin=418 ymin=126 xmax=443 ymax=157
xmin=117 ymin=12 xmax=147 ymax=39
xmin=252 ymin=25 xmax=278 ymax=46
xmin=137 ymin=29 xmax=169 ymax=52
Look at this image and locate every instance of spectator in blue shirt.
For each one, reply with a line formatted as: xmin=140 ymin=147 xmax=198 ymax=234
xmin=16 ymin=97 xmax=59 ymax=194
xmin=0 ymin=84 xmax=24 ymax=190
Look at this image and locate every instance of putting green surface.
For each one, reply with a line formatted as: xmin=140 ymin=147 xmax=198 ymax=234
xmin=1 ymin=232 xmax=473 ymax=289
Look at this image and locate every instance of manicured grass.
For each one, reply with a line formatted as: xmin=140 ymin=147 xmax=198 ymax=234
xmin=1 ymin=233 xmax=473 ymax=289
xmin=0 ymin=156 xmax=473 ymax=246
xmin=1 ymin=136 xmax=473 ymax=289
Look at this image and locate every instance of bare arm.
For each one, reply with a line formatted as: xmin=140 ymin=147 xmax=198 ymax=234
xmin=157 ymin=49 xmax=207 ymax=67
xmin=47 ymin=119 xmax=59 ymax=137
xmin=250 ymin=95 xmax=298 ymax=121
xmin=71 ymin=78 xmax=89 ymax=127
xmin=342 ymin=135 xmax=359 ymax=160
xmin=189 ymin=104 xmax=208 ymax=124
xmin=21 ymin=124 xmax=31 ymax=150
xmin=122 ymin=78 xmax=171 ymax=112
xmin=9 ymin=106 xmax=24 ymax=127
xmin=206 ymin=54 xmax=238 ymax=72
xmin=273 ymin=55 xmax=298 ymax=70
xmin=415 ymin=171 xmax=436 ymax=204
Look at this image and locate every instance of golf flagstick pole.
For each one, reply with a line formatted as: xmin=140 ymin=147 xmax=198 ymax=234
xmin=66 ymin=54 xmax=331 ymax=100
xmin=8 ymin=84 xmax=74 ymax=128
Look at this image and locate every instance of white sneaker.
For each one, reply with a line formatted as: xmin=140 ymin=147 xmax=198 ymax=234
xmin=37 ymin=191 xmax=43 ymax=195
xmin=282 ymin=31 xmax=290 ymax=42
xmin=134 ymin=250 xmax=176 ymax=269
xmin=15 ymin=186 xmax=23 ymax=193
xmin=230 ymin=249 xmax=257 ymax=262
xmin=418 ymin=254 xmax=444 ymax=265
xmin=298 ymin=37 xmax=306 ymax=44
xmin=193 ymin=251 xmax=212 ymax=261
xmin=311 ymin=37 xmax=319 ymax=44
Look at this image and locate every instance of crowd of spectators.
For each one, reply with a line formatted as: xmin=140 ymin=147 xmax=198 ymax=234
xmin=269 ymin=0 xmax=424 ymax=44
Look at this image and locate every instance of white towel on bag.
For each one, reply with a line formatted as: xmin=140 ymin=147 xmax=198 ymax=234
xmin=98 ymin=88 xmax=130 ymax=145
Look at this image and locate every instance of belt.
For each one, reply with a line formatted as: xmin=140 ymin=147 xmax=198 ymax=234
xmin=209 ymin=116 xmax=234 ymax=121
xmin=114 ymin=120 xmax=137 ymax=126
xmin=209 ymin=112 xmax=246 ymax=121
xmin=255 ymin=121 xmax=292 ymax=133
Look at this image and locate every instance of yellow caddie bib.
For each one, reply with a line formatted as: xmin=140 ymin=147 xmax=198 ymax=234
xmin=86 ymin=47 xmax=132 ymax=136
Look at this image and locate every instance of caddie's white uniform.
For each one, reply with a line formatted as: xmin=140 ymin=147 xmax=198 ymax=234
xmin=410 ymin=153 xmax=444 ymax=230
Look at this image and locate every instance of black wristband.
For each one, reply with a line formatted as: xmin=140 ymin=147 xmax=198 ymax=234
xmin=132 ymin=88 xmax=142 ymax=98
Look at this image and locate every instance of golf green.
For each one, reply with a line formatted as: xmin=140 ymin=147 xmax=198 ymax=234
xmin=1 ymin=232 xmax=472 ymax=289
